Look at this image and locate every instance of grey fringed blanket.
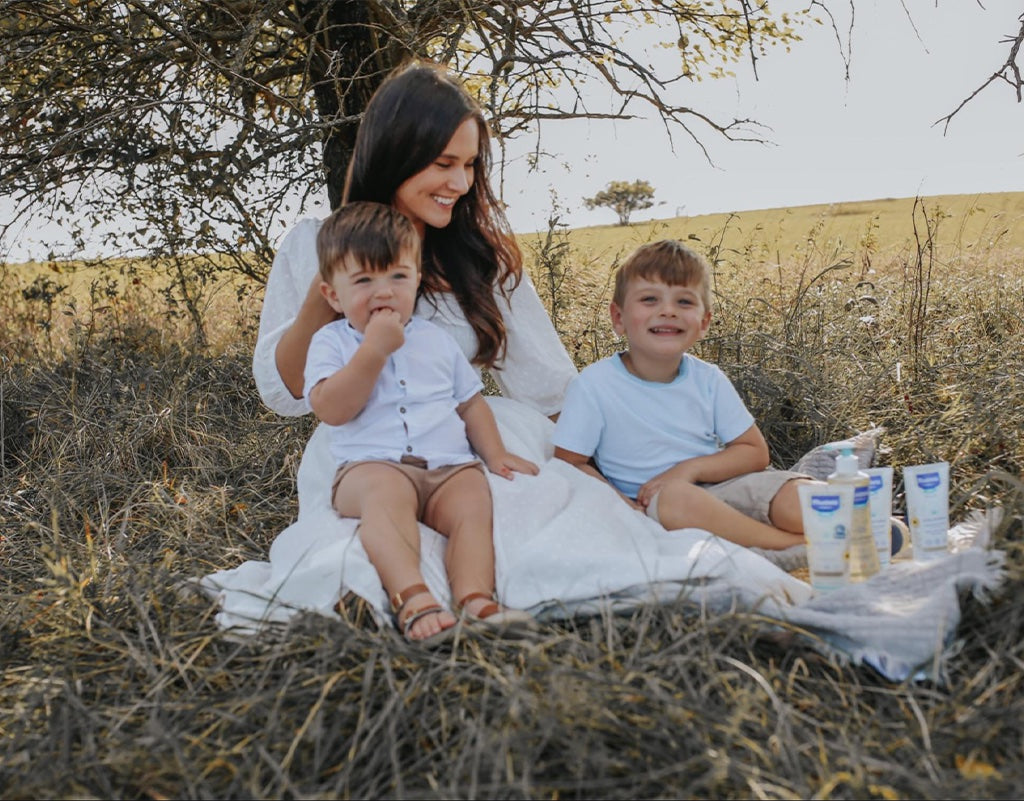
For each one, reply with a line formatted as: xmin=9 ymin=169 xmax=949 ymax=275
xmin=527 ymin=427 xmax=1005 ymax=682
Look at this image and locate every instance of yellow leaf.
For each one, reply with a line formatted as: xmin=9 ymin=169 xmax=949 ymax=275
xmin=955 ymin=753 xmax=1001 ymax=780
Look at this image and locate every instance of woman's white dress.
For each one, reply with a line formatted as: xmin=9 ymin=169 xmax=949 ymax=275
xmin=201 ymin=218 xmax=812 ymax=632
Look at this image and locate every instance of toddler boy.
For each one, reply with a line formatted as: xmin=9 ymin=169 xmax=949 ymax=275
xmin=305 ymin=201 xmax=537 ymax=643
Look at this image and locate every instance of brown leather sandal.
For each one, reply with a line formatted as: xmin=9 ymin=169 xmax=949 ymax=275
xmin=455 ymin=591 xmax=538 ymax=636
xmin=391 ymin=583 xmax=456 ymax=646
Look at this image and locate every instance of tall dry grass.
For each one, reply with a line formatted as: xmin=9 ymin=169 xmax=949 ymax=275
xmin=2 ymin=198 xmax=1024 ymax=798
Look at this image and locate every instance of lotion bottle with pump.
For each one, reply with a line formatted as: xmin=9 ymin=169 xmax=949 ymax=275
xmin=826 ymin=442 xmax=880 ymax=581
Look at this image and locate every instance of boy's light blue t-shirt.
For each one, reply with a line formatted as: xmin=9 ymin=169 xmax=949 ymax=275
xmin=551 ymin=353 xmax=755 ymax=498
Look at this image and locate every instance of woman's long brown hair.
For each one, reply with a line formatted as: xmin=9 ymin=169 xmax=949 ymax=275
xmin=342 ymin=61 xmax=522 ymax=368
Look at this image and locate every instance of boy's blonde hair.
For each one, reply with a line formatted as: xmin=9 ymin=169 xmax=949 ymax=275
xmin=612 ymin=240 xmax=713 ymax=311
xmin=317 ymin=201 xmax=422 ymax=283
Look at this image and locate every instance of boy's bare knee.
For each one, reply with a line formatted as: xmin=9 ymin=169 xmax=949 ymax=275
xmin=334 ymin=463 xmax=417 ymax=518
xmin=769 ymin=477 xmax=820 ymax=533
xmin=654 ymin=482 xmax=706 ymax=529
xmin=423 ymin=467 xmax=492 ymax=534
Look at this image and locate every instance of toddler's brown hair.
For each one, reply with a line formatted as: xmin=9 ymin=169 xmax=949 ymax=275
xmin=317 ymin=201 xmax=421 ymax=283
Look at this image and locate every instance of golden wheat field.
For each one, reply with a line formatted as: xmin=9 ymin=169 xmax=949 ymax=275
xmin=1 ymin=192 xmax=1024 ymax=799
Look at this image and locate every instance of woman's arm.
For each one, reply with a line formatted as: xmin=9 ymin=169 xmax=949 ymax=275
xmin=252 ymin=218 xmax=333 ymax=416
xmin=275 ymin=277 xmax=339 ymax=400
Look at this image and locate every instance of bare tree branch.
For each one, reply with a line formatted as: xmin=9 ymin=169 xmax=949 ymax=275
xmin=937 ymin=12 xmax=1024 ymax=132
xmin=0 ymin=0 xmax=813 ymax=276
xmin=810 ymin=0 xmax=853 ymax=82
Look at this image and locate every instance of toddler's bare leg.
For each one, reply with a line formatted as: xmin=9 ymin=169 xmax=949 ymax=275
xmin=768 ymin=478 xmax=822 ymax=534
xmin=334 ymin=463 xmax=456 ymax=640
xmin=422 ymin=467 xmax=496 ymax=616
xmin=655 ymin=481 xmax=805 ymax=550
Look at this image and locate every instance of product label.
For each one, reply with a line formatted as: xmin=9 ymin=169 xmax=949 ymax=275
xmin=910 ymin=512 xmax=949 ymax=555
xmin=811 ymin=494 xmax=842 ymax=514
xmin=869 ymin=474 xmax=884 ymax=492
xmin=800 ymin=483 xmax=854 ymax=590
xmin=853 ymin=485 xmax=869 ymax=507
xmin=905 ymin=463 xmax=950 ymax=563
xmin=807 ymin=538 xmax=849 ymax=590
xmin=871 ymin=518 xmax=892 ymax=568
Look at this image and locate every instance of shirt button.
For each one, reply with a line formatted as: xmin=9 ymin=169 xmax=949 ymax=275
xmin=399 ymin=379 xmax=406 ymax=386
xmin=399 ymin=407 xmax=406 ymax=414
xmin=406 ymin=445 xmax=413 ymax=452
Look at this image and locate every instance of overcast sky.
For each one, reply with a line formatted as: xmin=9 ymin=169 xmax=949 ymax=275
xmin=498 ymin=0 xmax=1024 ymax=231
xmin=3 ymin=2 xmax=1021 ymax=260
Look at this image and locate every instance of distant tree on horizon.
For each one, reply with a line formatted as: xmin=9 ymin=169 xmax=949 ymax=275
xmin=584 ymin=180 xmax=656 ymax=226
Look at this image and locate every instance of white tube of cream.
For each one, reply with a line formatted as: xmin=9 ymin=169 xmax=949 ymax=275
xmin=797 ymin=483 xmax=853 ymax=592
xmin=902 ymin=462 xmax=950 ymax=563
xmin=864 ymin=466 xmax=894 ymax=569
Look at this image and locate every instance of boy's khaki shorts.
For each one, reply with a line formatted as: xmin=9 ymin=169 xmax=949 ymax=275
xmin=645 ymin=469 xmax=811 ymax=527
xmin=332 ymin=456 xmax=486 ymax=519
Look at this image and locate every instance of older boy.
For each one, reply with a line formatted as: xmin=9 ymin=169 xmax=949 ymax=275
xmin=305 ymin=201 xmax=537 ymax=643
xmin=552 ymin=239 xmax=815 ymax=550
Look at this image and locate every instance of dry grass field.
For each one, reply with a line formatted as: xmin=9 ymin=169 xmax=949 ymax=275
xmin=553 ymin=192 xmax=1024 ymax=270
xmin=2 ymin=192 xmax=1023 ymax=798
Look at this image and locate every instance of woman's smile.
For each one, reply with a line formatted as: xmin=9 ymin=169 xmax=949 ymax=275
xmin=393 ymin=118 xmax=479 ymax=235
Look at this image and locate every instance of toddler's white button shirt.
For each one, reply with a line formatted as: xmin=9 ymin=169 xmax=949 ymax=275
xmin=304 ymin=317 xmax=483 ymax=468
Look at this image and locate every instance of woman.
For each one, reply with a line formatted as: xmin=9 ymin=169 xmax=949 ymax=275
xmin=202 ymin=61 xmax=810 ymax=634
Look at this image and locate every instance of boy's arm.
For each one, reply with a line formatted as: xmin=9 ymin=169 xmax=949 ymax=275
xmin=458 ymin=393 xmax=539 ymax=480
xmin=308 ymin=310 xmax=404 ymax=426
xmin=553 ymin=446 xmax=642 ymax=511
xmin=551 ymin=370 xmax=639 ymax=510
xmin=635 ymin=424 xmax=770 ymax=508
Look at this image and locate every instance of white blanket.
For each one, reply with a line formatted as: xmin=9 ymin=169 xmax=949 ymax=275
xmin=200 ymin=400 xmax=1004 ymax=682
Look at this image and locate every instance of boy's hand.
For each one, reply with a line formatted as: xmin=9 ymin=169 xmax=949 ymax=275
xmin=636 ymin=463 xmax=698 ymax=509
xmin=486 ymin=451 xmax=539 ymax=481
xmin=363 ymin=308 xmax=406 ymax=356
xmin=635 ymin=479 xmax=663 ymax=510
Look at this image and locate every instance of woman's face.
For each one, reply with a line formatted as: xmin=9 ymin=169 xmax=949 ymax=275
xmin=393 ymin=117 xmax=479 ymax=236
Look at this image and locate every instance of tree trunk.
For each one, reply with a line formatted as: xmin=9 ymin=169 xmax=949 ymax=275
xmin=294 ymin=1 xmax=413 ymax=209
